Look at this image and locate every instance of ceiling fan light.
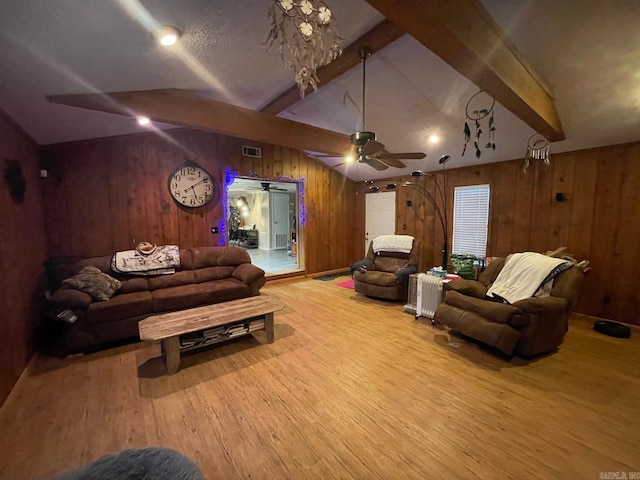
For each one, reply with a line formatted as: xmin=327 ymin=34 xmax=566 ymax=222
xmin=429 ymin=134 xmax=440 ymax=144
xmin=156 ymin=25 xmax=181 ymax=46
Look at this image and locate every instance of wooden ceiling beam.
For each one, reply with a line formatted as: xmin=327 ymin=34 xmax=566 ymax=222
xmin=47 ymin=89 xmax=352 ymax=156
xmin=364 ymin=0 xmax=565 ymax=141
xmin=260 ymin=19 xmax=404 ymax=115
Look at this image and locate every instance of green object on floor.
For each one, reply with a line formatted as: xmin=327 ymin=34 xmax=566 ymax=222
xmin=450 ymin=254 xmax=476 ymax=279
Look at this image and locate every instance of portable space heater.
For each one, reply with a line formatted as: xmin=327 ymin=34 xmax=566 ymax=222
xmin=404 ymin=273 xmax=445 ymax=320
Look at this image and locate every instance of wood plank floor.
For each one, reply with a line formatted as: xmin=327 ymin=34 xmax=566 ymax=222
xmin=1 ymin=277 xmax=639 ymax=479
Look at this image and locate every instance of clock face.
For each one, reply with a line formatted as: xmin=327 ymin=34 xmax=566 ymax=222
xmin=168 ymin=163 xmax=217 ymax=208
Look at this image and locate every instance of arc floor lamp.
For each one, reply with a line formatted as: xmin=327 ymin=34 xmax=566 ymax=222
xmin=367 ymin=155 xmax=451 ymax=270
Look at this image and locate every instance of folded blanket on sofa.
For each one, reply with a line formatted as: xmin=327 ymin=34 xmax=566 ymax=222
xmin=111 ymin=245 xmax=180 ymax=275
xmin=486 ymin=252 xmax=570 ymax=304
xmin=372 ymin=235 xmax=414 ymax=254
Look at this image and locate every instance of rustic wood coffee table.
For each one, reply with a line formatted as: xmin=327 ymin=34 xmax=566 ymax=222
xmin=138 ymin=295 xmax=284 ymax=375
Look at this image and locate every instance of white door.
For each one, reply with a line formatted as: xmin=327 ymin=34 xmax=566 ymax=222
xmin=365 ymin=191 xmax=396 ymax=254
xmin=270 ymin=193 xmax=290 ymax=250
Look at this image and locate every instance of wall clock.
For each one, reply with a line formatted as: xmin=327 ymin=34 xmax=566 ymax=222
xmin=168 ymin=161 xmax=218 ymax=208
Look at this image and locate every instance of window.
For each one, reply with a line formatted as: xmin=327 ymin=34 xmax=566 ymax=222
xmin=452 ymin=184 xmax=490 ymax=258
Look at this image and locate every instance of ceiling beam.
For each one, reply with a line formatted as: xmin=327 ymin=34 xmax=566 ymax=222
xmin=47 ymin=89 xmax=352 ymax=155
xmin=261 ymin=19 xmax=404 ymax=115
xmin=364 ymin=0 xmax=565 ymax=141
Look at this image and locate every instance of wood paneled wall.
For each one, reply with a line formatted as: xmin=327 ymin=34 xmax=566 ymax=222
xmin=0 ymin=111 xmax=48 ymax=407
xmin=359 ymin=142 xmax=640 ymax=325
xmin=40 ymin=129 xmax=359 ymax=274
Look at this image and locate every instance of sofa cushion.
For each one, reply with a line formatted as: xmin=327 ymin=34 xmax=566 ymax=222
xmin=148 ymin=271 xmax=196 ymax=290
xmin=86 ymin=291 xmax=152 ymax=325
xmin=434 ymin=303 xmax=522 ymax=355
xmin=177 ymin=249 xmax=194 ymax=270
xmin=118 ymin=277 xmax=150 ymax=294
xmin=62 ymin=266 xmax=122 ymax=301
xmin=478 ymin=257 xmax=506 ymax=287
xmin=200 ymin=278 xmax=250 ymax=303
xmin=49 ymin=288 xmax=93 ymax=310
xmin=372 ymin=256 xmax=408 ymax=274
xmin=190 ymin=246 xmax=250 ymax=268
xmin=354 ymin=270 xmax=399 ymax=287
xmin=446 ymin=279 xmax=487 ymax=299
xmin=445 ymin=290 xmax=529 ymax=327
xmin=151 ymin=285 xmax=206 ymax=312
xmin=194 ymin=266 xmax=236 ymax=283
xmin=232 ymin=263 xmax=266 ymax=285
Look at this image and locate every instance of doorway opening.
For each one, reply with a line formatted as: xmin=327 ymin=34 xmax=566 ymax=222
xmin=227 ymin=177 xmax=302 ymax=276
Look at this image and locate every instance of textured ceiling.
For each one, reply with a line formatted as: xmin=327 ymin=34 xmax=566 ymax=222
xmin=1 ymin=0 xmax=639 ymax=182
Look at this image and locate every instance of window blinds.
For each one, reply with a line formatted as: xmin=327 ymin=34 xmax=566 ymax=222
xmin=452 ymin=184 xmax=490 ymax=258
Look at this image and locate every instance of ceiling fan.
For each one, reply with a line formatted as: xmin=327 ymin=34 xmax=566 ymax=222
xmin=316 ymin=47 xmax=427 ymax=171
xmin=230 ymin=180 xmax=290 ymax=193
xmin=252 ymin=182 xmax=288 ymax=192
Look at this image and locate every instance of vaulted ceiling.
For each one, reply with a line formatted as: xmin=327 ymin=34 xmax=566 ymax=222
xmin=1 ymin=0 xmax=639 ymax=181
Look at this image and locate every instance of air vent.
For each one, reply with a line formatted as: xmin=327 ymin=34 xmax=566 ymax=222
xmin=242 ymin=145 xmax=262 ymax=158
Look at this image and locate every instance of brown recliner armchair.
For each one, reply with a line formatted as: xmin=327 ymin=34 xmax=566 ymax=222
xmin=434 ymin=256 xmax=584 ymax=357
xmin=351 ymin=235 xmax=419 ymax=301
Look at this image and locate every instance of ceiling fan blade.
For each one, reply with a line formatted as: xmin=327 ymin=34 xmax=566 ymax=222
xmin=360 ymin=156 xmax=389 ymax=171
xmin=376 ymin=152 xmax=427 ymax=160
xmin=360 ymin=140 xmax=385 ymax=157
xmin=378 ymin=158 xmax=406 ymax=168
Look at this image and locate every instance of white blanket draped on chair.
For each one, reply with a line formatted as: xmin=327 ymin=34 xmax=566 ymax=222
xmin=372 ymin=235 xmax=414 ymax=254
xmin=486 ymin=252 xmax=570 ymax=304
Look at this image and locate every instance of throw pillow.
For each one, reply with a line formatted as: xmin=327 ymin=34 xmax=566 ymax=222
xmin=62 ymin=266 xmax=121 ymax=301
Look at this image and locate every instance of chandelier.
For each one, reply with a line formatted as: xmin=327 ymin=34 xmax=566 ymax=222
xmin=265 ymin=0 xmax=342 ymax=97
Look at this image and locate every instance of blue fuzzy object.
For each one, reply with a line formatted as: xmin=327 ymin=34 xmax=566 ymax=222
xmin=51 ymin=448 xmax=205 ymax=480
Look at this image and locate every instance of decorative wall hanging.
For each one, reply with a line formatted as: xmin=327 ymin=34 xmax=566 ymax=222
xmin=265 ymin=0 xmax=342 ymax=97
xmin=3 ymin=158 xmax=26 ymax=204
xmin=462 ymin=90 xmax=496 ymax=159
xmin=523 ymin=133 xmax=550 ymax=172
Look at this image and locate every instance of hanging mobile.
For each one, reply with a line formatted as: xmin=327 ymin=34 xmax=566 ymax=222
xmin=523 ymin=133 xmax=550 ymax=172
xmin=462 ymin=90 xmax=496 ymax=159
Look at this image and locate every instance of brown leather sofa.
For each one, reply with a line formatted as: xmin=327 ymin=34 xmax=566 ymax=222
xmin=45 ymin=246 xmax=266 ymax=354
xmin=433 ymin=256 xmax=584 ymax=357
xmin=351 ymin=238 xmax=419 ymax=301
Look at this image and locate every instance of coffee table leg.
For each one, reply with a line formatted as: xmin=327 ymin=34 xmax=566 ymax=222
xmin=265 ymin=312 xmax=275 ymax=343
xmin=162 ymin=337 xmax=181 ymax=375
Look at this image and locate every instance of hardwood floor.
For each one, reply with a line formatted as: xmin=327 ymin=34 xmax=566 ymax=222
xmin=1 ymin=277 xmax=638 ymax=479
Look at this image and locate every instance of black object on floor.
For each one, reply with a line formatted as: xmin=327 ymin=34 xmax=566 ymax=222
xmin=313 ymin=271 xmax=350 ymax=281
xmin=593 ymin=320 xmax=631 ymax=338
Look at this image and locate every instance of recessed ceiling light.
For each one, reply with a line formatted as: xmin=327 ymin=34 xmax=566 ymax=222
xmin=137 ymin=116 xmax=151 ymax=126
xmin=156 ymin=25 xmax=181 ymax=46
xmin=345 ymin=154 xmax=354 ymax=163
xmin=428 ymin=134 xmax=440 ymax=144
